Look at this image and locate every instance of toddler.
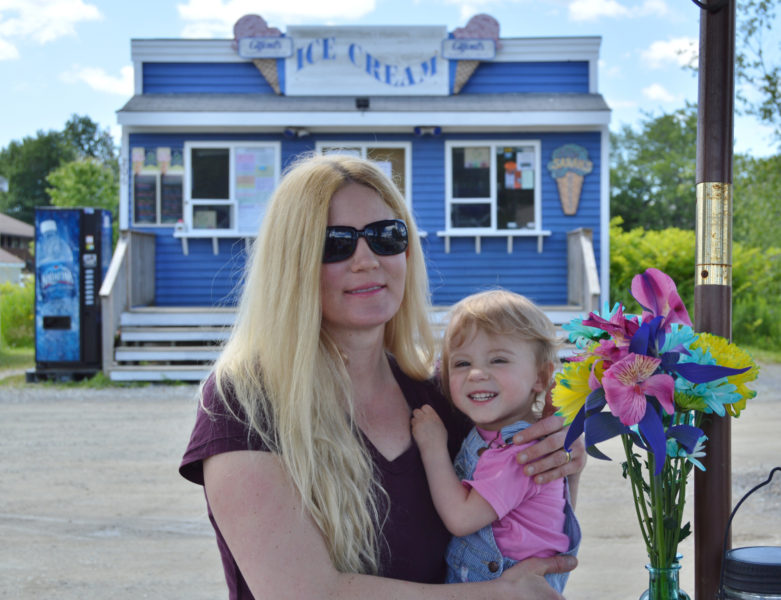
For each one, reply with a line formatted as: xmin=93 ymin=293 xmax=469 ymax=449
xmin=411 ymin=289 xmax=581 ymax=591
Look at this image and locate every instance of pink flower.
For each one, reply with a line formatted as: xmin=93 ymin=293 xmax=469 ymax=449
xmin=631 ymin=268 xmax=692 ymax=328
xmin=603 ymin=353 xmax=675 ymax=426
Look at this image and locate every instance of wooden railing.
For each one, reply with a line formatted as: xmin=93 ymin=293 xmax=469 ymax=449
xmin=567 ymin=228 xmax=601 ymax=313
xmin=98 ymin=231 xmax=155 ymax=375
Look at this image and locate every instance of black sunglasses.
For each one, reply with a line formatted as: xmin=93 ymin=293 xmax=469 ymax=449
xmin=323 ymin=219 xmax=408 ymax=263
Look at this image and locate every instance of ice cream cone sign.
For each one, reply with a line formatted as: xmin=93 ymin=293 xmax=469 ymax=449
xmin=233 ymin=15 xmax=285 ymax=95
xmin=449 ymin=14 xmax=500 ymax=94
xmin=547 ymin=144 xmax=593 ymax=216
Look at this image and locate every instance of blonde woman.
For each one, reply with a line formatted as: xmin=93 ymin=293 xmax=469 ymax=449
xmin=180 ymin=154 xmax=585 ymax=599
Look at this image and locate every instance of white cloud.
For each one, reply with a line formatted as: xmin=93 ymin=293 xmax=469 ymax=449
xmin=0 ymin=0 xmax=101 ymax=47
xmin=0 ymin=36 xmax=19 ymax=60
xmin=642 ymin=83 xmax=676 ymax=102
xmin=176 ymin=0 xmax=377 ymax=38
xmin=60 ymin=64 xmax=134 ymax=96
xmin=642 ymin=37 xmax=698 ymax=69
xmin=569 ymin=0 xmax=669 ymax=22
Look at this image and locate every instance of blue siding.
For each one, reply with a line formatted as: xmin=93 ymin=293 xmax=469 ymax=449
xmin=128 ymin=132 xmax=602 ymax=308
xmin=155 ymin=234 xmax=246 ymax=306
xmin=452 ymin=61 xmax=589 ymax=94
xmin=142 ymin=60 xmax=588 ymax=95
xmin=143 ymin=62 xmax=277 ymax=93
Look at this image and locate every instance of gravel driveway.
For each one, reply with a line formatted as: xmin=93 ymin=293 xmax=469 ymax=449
xmin=1 ymin=363 xmax=779 ymax=599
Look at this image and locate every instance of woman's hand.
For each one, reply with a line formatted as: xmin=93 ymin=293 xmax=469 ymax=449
xmin=511 ymin=413 xmax=586 ymax=487
xmin=495 ymin=554 xmax=577 ymax=600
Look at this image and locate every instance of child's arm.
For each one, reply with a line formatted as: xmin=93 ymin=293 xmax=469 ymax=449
xmin=411 ymin=405 xmax=499 ymax=537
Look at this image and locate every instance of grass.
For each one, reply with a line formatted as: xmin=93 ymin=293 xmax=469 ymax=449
xmin=744 ymin=346 xmax=781 ymax=365
xmin=0 ymin=345 xmax=34 ymax=370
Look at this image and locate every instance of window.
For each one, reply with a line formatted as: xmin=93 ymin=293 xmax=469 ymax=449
xmin=316 ymin=142 xmax=411 ymax=203
xmin=131 ymin=146 xmax=184 ymax=226
xmin=183 ymin=142 xmax=280 ymax=235
xmin=445 ymin=140 xmax=541 ymax=232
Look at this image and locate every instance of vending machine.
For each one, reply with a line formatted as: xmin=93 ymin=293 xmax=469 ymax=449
xmin=33 ymin=207 xmax=113 ymax=377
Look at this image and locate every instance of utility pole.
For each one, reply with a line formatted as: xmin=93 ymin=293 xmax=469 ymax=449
xmin=693 ymin=1 xmax=735 ymax=599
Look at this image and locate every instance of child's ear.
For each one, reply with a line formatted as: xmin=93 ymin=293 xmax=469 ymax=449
xmin=534 ymin=361 xmax=555 ymax=393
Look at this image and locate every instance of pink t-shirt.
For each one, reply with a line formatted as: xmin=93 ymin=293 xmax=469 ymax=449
xmin=461 ymin=427 xmax=570 ymax=561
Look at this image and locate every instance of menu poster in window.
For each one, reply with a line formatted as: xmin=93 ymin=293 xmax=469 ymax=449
xmin=161 ymin=175 xmax=183 ymax=224
xmin=235 ymin=147 xmax=276 ymax=234
xmin=133 ymin=174 xmax=157 ymax=224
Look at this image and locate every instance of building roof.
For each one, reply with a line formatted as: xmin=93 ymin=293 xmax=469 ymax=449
xmin=117 ymin=92 xmax=611 ymax=130
xmin=0 ymin=247 xmax=24 ymax=265
xmin=0 ymin=213 xmax=34 ymax=238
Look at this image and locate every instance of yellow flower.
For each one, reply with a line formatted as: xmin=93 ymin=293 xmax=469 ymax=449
xmin=691 ymin=333 xmax=759 ymax=417
xmin=553 ymin=354 xmax=604 ymax=424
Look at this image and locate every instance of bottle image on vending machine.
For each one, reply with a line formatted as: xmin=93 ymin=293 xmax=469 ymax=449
xmin=37 ymin=219 xmax=76 ymax=301
xmin=35 ymin=212 xmax=80 ymax=364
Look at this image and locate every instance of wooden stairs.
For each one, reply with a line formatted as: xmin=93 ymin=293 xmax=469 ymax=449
xmin=106 ymin=306 xmax=583 ymax=382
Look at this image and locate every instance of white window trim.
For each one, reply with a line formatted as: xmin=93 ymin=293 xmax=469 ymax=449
xmin=177 ymin=140 xmax=281 ymax=254
xmin=131 ymin=169 xmax=184 ymax=228
xmin=439 ymin=139 xmax=549 ymax=253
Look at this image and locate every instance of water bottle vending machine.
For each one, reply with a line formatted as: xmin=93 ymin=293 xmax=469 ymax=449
xmin=33 ymin=207 xmax=112 ymax=378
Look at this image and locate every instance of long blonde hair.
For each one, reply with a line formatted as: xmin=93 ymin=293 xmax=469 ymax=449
xmin=211 ymin=153 xmax=435 ymax=574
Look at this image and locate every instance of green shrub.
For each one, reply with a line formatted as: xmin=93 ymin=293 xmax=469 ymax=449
xmin=0 ymin=278 xmax=34 ymax=347
xmin=610 ymin=216 xmax=781 ymax=351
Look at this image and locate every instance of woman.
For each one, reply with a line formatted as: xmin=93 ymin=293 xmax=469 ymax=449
xmin=180 ymin=154 xmax=585 ymax=599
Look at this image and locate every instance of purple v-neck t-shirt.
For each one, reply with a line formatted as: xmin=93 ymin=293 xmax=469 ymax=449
xmin=180 ymin=359 xmax=470 ymax=599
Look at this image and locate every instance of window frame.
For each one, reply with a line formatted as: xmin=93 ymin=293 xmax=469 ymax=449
xmin=182 ymin=140 xmax=281 ymax=236
xmin=444 ymin=139 xmax=542 ymax=234
xmin=314 ymin=141 xmax=413 ymax=206
xmin=131 ymin=147 xmax=185 ymax=227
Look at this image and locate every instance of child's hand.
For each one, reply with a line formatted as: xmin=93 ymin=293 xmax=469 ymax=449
xmin=411 ymin=404 xmax=447 ymax=455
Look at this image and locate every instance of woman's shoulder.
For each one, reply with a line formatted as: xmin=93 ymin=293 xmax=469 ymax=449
xmin=179 ymin=372 xmax=269 ymax=485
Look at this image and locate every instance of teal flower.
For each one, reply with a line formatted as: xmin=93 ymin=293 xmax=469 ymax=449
xmin=660 ymin=323 xmax=697 ymax=355
xmin=667 ymin=434 xmax=708 ymax=471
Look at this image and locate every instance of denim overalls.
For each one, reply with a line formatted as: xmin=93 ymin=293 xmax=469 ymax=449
xmin=444 ymin=420 xmax=581 ymax=592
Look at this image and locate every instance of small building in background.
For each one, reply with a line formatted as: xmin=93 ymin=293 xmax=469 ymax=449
xmin=0 ymin=247 xmax=24 ymax=285
xmin=0 ymin=212 xmax=34 ymax=272
xmin=105 ymin=14 xmax=611 ymax=381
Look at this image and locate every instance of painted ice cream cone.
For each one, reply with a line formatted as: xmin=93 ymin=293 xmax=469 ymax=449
xmin=453 ymin=60 xmax=479 ymax=94
xmin=252 ymin=58 xmax=280 ymax=94
xmin=556 ymin=172 xmax=585 ymax=215
xmin=547 ymin=144 xmax=593 ymax=216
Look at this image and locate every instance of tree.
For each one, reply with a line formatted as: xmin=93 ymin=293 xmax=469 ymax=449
xmin=63 ymin=114 xmax=118 ymax=174
xmin=733 ymin=153 xmax=781 ymax=249
xmin=610 ymin=104 xmax=698 ymax=231
xmin=736 ymin=0 xmax=781 ymax=144
xmin=0 ymin=131 xmax=76 ymax=223
xmin=0 ymin=115 xmax=117 ymax=224
xmin=46 ymin=159 xmax=118 ymax=214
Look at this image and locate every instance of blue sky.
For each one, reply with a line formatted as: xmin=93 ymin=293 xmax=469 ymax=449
xmin=0 ymin=0 xmax=777 ymax=157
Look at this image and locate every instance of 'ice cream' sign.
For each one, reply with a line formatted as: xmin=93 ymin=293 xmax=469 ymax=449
xmin=284 ymin=26 xmax=448 ymax=96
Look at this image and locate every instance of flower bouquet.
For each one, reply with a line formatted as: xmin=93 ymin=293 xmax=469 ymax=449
xmin=553 ymin=268 xmax=759 ymax=597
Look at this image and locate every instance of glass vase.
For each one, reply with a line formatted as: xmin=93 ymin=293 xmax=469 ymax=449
xmin=638 ymin=562 xmax=691 ymax=600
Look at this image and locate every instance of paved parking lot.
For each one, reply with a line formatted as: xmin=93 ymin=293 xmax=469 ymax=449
xmin=0 ymin=362 xmax=779 ymax=599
